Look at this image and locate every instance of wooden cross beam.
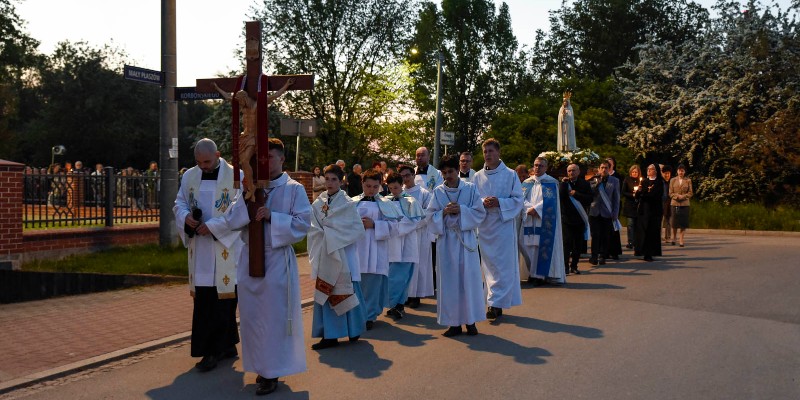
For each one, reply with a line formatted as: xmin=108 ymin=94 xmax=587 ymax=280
xmin=195 ymin=21 xmax=313 ymax=277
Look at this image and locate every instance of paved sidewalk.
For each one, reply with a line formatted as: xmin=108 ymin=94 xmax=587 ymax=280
xmin=0 ymin=255 xmax=314 ymax=392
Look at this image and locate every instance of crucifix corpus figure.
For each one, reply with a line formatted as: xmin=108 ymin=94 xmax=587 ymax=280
xmin=195 ymin=20 xmax=314 ymax=279
xmin=557 ymin=91 xmax=577 ymax=152
xmin=212 ymin=78 xmax=295 ymax=201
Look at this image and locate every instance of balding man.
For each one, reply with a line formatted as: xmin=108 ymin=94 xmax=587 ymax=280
xmin=414 ymin=147 xmax=443 ymax=191
xmin=173 ymin=138 xmax=242 ymax=372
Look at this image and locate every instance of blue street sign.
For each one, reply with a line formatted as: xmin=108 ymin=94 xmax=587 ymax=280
xmin=123 ymin=65 xmax=164 ymax=85
xmin=174 ymin=87 xmax=222 ymax=101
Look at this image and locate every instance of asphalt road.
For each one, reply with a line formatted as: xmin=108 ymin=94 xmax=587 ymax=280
xmin=4 ymin=233 xmax=799 ymax=400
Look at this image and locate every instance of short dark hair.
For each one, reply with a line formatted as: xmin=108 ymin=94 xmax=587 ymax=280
xmin=438 ymin=154 xmax=459 ymax=170
xmin=662 ymin=165 xmax=673 ymax=173
xmin=677 ymin=163 xmax=686 ymax=171
xmin=268 ymin=138 xmax=285 ymax=154
xmin=460 ymin=151 xmax=472 ymax=158
xmin=361 ymin=168 xmax=383 ymax=183
xmin=385 ymin=172 xmax=403 ymax=185
xmin=482 ymin=138 xmax=500 ymax=150
xmin=323 ymin=164 xmax=344 ymax=180
xmin=606 ymin=157 xmax=617 ymax=169
xmin=397 ymin=164 xmax=414 ymax=174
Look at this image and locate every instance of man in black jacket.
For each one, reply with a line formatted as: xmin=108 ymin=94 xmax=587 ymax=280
xmin=560 ymin=164 xmax=593 ymax=274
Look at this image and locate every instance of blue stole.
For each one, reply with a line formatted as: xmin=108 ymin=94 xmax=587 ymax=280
xmin=522 ymin=181 xmax=558 ymax=277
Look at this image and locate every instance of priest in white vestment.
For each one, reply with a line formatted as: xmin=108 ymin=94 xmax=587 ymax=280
xmin=426 ymin=155 xmax=486 ymax=337
xmin=473 ymin=139 xmax=524 ymax=320
xmin=173 ymin=139 xmax=241 ymax=373
xmin=459 ymin=152 xmax=477 ymax=183
xmin=399 ymin=165 xmax=434 ymax=308
xmin=414 ymin=146 xmax=444 ymax=191
xmin=308 ymin=164 xmax=367 ymax=350
xmin=213 ymin=139 xmax=310 ymax=396
xmin=519 ymin=157 xmax=565 ymax=285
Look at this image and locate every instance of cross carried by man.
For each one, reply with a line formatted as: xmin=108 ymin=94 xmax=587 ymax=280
xmin=195 ymin=20 xmax=313 ymax=276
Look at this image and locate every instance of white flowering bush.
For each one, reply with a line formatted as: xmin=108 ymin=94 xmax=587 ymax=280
xmin=538 ymin=148 xmax=600 ymax=171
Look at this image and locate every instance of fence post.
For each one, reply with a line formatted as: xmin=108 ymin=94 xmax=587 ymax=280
xmin=104 ymin=167 xmax=115 ymax=227
xmin=0 ymin=160 xmax=24 ymax=270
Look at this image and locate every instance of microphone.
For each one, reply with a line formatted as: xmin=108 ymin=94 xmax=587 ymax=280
xmin=186 ymin=207 xmax=203 ymax=238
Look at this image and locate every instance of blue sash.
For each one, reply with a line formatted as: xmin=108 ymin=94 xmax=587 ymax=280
xmin=534 ymin=181 xmax=558 ymax=277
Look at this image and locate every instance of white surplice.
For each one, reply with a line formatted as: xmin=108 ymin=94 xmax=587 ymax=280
xmin=426 ymin=180 xmax=487 ymax=326
xmin=214 ymin=173 xmax=310 ymax=379
xmin=414 ymin=164 xmax=443 ymax=192
xmin=519 ymin=173 xmax=565 ymax=283
xmin=473 ymin=161 xmax=524 ymax=309
xmin=403 ymin=184 xmax=435 ymax=298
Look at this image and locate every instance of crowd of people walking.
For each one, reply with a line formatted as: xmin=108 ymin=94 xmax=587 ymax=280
xmin=175 ymin=137 xmax=694 ymax=396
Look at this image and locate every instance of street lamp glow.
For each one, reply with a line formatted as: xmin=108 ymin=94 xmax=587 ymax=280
xmin=410 ymin=48 xmax=419 ymax=55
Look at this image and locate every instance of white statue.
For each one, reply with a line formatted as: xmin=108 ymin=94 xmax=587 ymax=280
xmin=557 ymin=92 xmax=577 ymax=152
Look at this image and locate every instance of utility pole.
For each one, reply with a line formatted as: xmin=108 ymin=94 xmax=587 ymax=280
xmin=159 ymin=0 xmax=178 ymax=246
xmin=433 ymin=50 xmax=444 ymax=168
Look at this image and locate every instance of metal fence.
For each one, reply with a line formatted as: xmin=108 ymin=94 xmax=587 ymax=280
xmin=23 ymin=167 xmax=160 ymax=228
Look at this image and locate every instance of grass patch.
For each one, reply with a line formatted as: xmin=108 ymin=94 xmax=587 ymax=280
xmin=689 ymin=201 xmax=800 ymax=231
xmin=22 ymin=238 xmax=309 ymax=276
xmin=23 ymin=244 xmax=188 ymax=276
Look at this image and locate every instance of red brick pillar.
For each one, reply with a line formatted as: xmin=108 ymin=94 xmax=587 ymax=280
xmin=0 ymin=160 xmax=24 ymax=270
xmin=288 ymin=171 xmax=314 ymax=204
xmin=66 ymin=172 xmax=85 ymax=217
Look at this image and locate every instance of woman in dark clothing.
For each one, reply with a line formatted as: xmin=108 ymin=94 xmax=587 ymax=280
xmin=605 ymin=157 xmax=623 ymax=259
xmin=634 ymin=164 xmax=663 ymax=261
xmin=621 ymin=165 xmax=642 ymax=250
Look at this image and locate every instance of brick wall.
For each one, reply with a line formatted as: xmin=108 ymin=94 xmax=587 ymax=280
xmin=22 ymin=224 xmax=159 ymax=263
xmin=288 ymin=171 xmax=314 ymax=203
xmin=0 ymin=160 xmax=24 ymax=270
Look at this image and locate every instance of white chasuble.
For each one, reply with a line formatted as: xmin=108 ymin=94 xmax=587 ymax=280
xmin=473 ymin=161 xmax=524 ymax=309
xmin=173 ymin=159 xmax=240 ymax=298
xmin=426 ymin=180 xmax=487 ymax=326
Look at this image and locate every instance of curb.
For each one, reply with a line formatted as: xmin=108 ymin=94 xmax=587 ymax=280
xmin=688 ymin=228 xmax=800 ymax=237
xmin=0 ymin=297 xmax=316 ymax=395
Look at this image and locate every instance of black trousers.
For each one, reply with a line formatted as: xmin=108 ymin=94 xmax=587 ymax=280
xmin=563 ymin=222 xmax=585 ymax=269
xmin=589 ymin=215 xmax=612 ymax=258
xmin=191 ymin=286 xmax=239 ymax=357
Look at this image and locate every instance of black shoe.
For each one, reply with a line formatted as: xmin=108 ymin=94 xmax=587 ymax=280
xmin=634 ymin=251 xmax=642 ymax=256
xmin=348 ymin=336 xmax=360 ymax=342
xmin=610 ymin=255 xmax=620 ymax=260
xmin=625 ymin=244 xmax=633 ymax=249
xmin=527 ymin=276 xmax=536 ymax=284
xmin=442 ymin=326 xmax=463 ymax=337
xmin=644 ymin=255 xmax=654 ymax=262
xmin=589 ymin=256 xmax=598 ymax=266
xmin=256 ymin=377 xmax=278 ymax=396
xmin=565 ymin=269 xmax=571 ymax=275
xmin=218 ymin=346 xmax=238 ymax=360
xmin=466 ymin=324 xmax=478 ymax=336
xmin=598 ymin=257 xmax=606 ymax=265
xmin=386 ymin=305 xmax=404 ymax=319
xmin=366 ymin=320 xmax=374 ymax=330
xmin=256 ymin=375 xmax=266 ymax=384
xmin=311 ymin=338 xmax=339 ymax=350
xmin=533 ymin=278 xmax=546 ymax=286
xmin=570 ymin=267 xmax=580 ymax=275
xmin=195 ymin=355 xmax=218 ymax=372
xmin=406 ymin=297 xmax=421 ymax=309
xmin=486 ymin=307 xmax=498 ymax=319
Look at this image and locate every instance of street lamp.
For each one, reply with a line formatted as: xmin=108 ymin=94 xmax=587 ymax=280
xmin=51 ymin=145 xmax=66 ymax=166
xmin=433 ymin=50 xmax=443 ymax=168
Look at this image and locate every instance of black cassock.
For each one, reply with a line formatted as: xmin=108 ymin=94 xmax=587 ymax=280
xmin=634 ymin=175 xmax=663 ymax=258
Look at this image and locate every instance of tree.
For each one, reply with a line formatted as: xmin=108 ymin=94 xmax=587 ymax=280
xmin=251 ymin=0 xmax=416 ymax=169
xmin=0 ymin=0 xmax=42 ymax=159
xmin=619 ymin=0 xmax=800 ymax=206
xmin=20 ymin=41 xmax=160 ymax=169
xmin=408 ymin=0 xmax=525 ymax=153
xmin=532 ymin=0 xmax=709 ymax=81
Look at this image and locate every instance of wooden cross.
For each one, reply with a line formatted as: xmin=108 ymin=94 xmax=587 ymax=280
xmin=196 ymin=21 xmax=313 ymax=277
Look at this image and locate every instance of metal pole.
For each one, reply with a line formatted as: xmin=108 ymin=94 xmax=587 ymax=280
xmin=159 ymin=0 xmax=178 ymax=246
xmin=433 ymin=51 xmax=443 ymax=168
xmin=295 ymin=120 xmax=301 ymax=172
